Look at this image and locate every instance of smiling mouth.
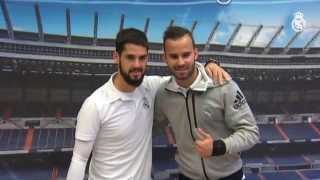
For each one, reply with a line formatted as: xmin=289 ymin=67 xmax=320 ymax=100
xmin=175 ymin=68 xmax=188 ymax=72
xmin=130 ymin=71 xmax=143 ymax=76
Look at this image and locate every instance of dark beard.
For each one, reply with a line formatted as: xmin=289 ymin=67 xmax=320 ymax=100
xmin=119 ymin=61 xmax=145 ymax=87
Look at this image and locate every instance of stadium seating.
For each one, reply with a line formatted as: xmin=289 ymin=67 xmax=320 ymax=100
xmin=259 ymin=124 xmax=285 ymax=141
xmin=229 ymin=46 xmax=245 ymax=53
xmin=0 ymin=29 xmax=9 ymax=38
xmin=32 ymin=128 xmax=75 ymax=151
xmin=280 ymin=123 xmax=320 ymax=140
xmin=242 ymin=154 xmax=269 ymax=164
xmin=244 ymin=173 xmax=260 ymax=180
xmin=267 ymin=154 xmax=306 ymax=165
xmin=301 ymin=169 xmax=320 ymax=179
xmin=261 ymin=171 xmax=301 ymax=180
xmin=14 ymin=31 xmax=39 ymax=41
xmin=287 ymin=48 xmax=303 ymax=55
xmin=0 ymin=159 xmax=54 ymax=180
xmin=0 ymin=129 xmax=27 ymax=151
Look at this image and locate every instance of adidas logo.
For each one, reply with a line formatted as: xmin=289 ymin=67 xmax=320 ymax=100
xmin=233 ymin=90 xmax=246 ymax=109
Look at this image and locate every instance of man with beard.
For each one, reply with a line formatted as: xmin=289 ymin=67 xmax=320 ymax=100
xmin=154 ymin=26 xmax=259 ymax=180
xmin=66 ymin=28 xmax=230 ymax=180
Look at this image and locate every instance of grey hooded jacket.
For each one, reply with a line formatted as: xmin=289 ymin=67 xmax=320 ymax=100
xmin=154 ymin=64 xmax=260 ymax=180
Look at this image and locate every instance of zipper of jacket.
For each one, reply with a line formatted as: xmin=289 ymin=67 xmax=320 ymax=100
xmin=165 ymin=89 xmax=210 ymax=179
xmin=191 ymin=93 xmax=210 ymax=180
xmin=185 ymin=90 xmax=209 ymax=180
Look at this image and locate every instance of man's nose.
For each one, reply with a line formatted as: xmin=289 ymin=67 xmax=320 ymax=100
xmin=132 ymin=59 xmax=143 ymax=67
xmin=177 ymin=56 xmax=185 ymax=66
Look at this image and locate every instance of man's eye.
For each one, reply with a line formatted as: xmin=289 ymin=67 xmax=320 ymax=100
xmin=182 ymin=53 xmax=191 ymax=58
xmin=170 ymin=55 xmax=178 ymax=59
xmin=139 ymin=56 xmax=147 ymax=61
xmin=127 ymin=55 xmax=135 ymax=60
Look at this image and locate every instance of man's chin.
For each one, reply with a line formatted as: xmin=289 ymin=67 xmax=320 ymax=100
xmin=174 ymin=72 xmax=189 ymax=80
xmin=127 ymin=76 xmax=144 ymax=87
xmin=131 ymin=75 xmax=142 ymax=80
xmin=132 ymin=78 xmax=143 ymax=83
xmin=174 ymin=75 xmax=189 ymax=81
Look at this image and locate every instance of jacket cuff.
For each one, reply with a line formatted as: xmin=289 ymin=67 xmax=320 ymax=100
xmin=212 ymin=139 xmax=226 ymax=156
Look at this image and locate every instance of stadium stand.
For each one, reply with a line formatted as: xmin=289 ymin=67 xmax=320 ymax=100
xmin=261 ymin=171 xmax=302 ymax=180
xmin=301 ymin=169 xmax=320 ymax=179
xmin=0 ymin=129 xmax=27 ymax=152
xmin=280 ymin=123 xmax=320 ymax=140
xmin=258 ymin=124 xmax=285 ymax=142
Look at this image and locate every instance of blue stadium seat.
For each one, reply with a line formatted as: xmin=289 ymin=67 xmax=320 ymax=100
xmin=244 ymin=173 xmax=260 ymax=180
xmin=262 ymin=171 xmax=300 ymax=180
xmin=56 ymin=128 xmax=66 ymax=148
xmin=242 ymin=155 xmax=268 ymax=164
xmin=280 ymin=123 xmax=319 ymax=140
xmin=64 ymin=128 xmax=75 ymax=148
xmin=259 ymin=124 xmax=284 ymax=141
xmin=0 ymin=129 xmax=27 ymax=151
xmin=301 ymin=169 xmax=320 ymax=179
xmin=268 ymin=154 xmax=306 ymax=165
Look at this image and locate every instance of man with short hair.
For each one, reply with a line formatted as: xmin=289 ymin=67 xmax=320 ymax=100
xmin=154 ymin=26 xmax=259 ymax=180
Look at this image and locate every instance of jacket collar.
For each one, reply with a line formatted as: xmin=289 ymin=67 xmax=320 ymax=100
xmin=165 ymin=62 xmax=219 ymax=93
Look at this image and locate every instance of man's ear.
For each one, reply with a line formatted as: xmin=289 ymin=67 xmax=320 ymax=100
xmin=194 ymin=48 xmax=199 ymax=61
xmin=113 ymin=51 xmax=120 ymax=64
xmin=162 ymin=53 xmax=167 ymax=63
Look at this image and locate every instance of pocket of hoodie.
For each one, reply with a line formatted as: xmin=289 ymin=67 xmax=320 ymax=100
xmin=199 ymin=106 xmax=233 ymax=139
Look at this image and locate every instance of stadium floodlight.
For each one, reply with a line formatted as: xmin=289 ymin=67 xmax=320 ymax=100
xmin=225 ymin=23 xmax=242 ymax=52
xmin=34 ymin=3 xmax=44 ymax=42
xmin=283 ymin=31 xmax=302 ymax=54
xmin=144 ymin=18 xmax=150 ymax=34
xmin=93 ymin=12 xmax=99 ymax=46
xmin=204 ymin=21 xmax=220 ymax=51
xmin=169 ymin=19 xmax=175 ymax=27
xmin=245 ymin=25 xmax=263 ymax=53
xmin=119 ymin=14 xmax=125 ymax=31
xmin=264 ymin=26 xmax=283 ymax=54
xmin=66 ymin=8 xmax=71 ymax=44
xmin=0 ymin=0 xmax=14 ymax=39
xmin=190 ymin=21 xmax=198 ymax=34
xmin=303 ymin=29 xmax=320 ymax=54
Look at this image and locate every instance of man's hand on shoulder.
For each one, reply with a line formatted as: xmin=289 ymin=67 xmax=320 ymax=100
xmin=204 ymin=59 xmax=231 ymax=85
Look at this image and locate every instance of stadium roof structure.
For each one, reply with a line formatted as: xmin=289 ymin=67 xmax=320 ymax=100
xmin=1 ymin=1 xmax=320 ymax=56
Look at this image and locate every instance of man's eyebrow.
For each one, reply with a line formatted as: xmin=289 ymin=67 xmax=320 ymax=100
xmin=126 ymin=54 xmax=135 ymax=57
